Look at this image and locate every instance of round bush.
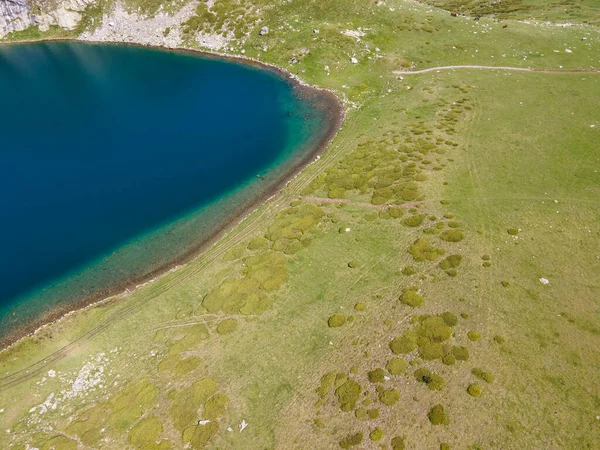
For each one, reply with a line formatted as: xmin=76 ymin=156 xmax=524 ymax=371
xmin=339 ymin=432 xmax=363 ymax=448
xmin=467 ymin=383 xmax=482 ymax=397
xmin=400 ymin=289 xmax=424 ymax=307
xmin=369 ymin=427 xmax=384 ymax=442
xmin=391 ymin=436 xmax=407 ymax=450
xmin=467 ymin=331 xmax=482 ymax=342
xmin=441 ymin=312 xmax=458 ymax=327
xmin=389 ymin=334 xmax=417 ymax=354
xmin=472 ymin=368 xmax=494 ymax=383
xmin=368 ymin=368 xmax=386 ymax=383
xmin=216 ymin=319 xmax=238 ymax=335
xmin=440 ymin=229 xmax=464 ymax=242
xmin=386 ymin=358 xmax=408 ymax=376
xmin=428 ymin=404 xmax=449 ymax=425
xmin=328 ymin=315 xmax=347 ymax=328
xmin=378 ymin=388 xmax=400 ymax=406
xmin=354 ymin=302 xmax=367 ymax=312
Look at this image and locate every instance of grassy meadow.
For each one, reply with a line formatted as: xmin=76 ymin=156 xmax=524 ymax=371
xmin=0 ymin=0 xmax=599 ymax=449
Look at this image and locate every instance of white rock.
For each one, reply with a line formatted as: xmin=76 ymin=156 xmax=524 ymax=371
xmin=240 ymin=420 xmax=248 ymax=432
xmin=350 ymin=57 xmax=359 ymax=64
xmin=540 ymin=278 xmax=549 ymax=285
xmin=198 ymin=419 xmax=211 ymax=425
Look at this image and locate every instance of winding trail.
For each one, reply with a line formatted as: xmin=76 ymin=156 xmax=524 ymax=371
xmin=393 ymin=65 xmax=600 ymax=75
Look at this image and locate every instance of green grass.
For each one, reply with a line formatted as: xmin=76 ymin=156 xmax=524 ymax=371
xmin=0 ymin=0 xmax=599 ymax=449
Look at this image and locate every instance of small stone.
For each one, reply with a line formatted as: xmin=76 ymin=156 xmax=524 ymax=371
xmin=351 ymin=57 xmax=358 ymax=64
xmin=259 ymin=26 xmax=269 ymax=36
xmin=540 ymin=278 xmax=549 ymax=285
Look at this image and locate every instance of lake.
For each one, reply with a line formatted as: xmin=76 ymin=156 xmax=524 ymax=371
xmin=0 ymin=42 xmax=339 ymax=345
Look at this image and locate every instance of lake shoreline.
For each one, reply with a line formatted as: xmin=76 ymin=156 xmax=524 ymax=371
xmin=0 ymin=40 xmax=345 ymax=352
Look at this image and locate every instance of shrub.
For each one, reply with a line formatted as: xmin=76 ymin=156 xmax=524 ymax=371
xmin=370 ymin=427 xmax=384 ymax=441
xmin=401 ymin=214 xmax=426 ymax=227
xmin=428 ymin=404 xmax=449 ymax=425
xmin=368 ymin=368 xmax=386 ymax=383
xmin=328 ymin=315 xmax=347 ymax=328
xmin=339 ymin=432 xmax=363 ymax=448
xmin=216 ymin=319 xmax=238 ymax=335
xmin=442 ymin=353 xmax=456 ymax=365
xmin=335 ymin=379 xmax=362 ymax=411
xmin=367 ymin=408 xmax=380 ymax=419
xmin=481 ymin=254 xmax=491 ymax=261
xmin=467 ymin=384 xmax=482 ymax=397
xmin=409 ymin=238 xmax=445 ymax=262
xmin=348 ymin=260 xmax=359 ymax=268
xmin=316 ymin=372 xmax=336 ymax=398
xmin=417 ymin=316 xmax=452 ymax=342
xmin=467 ymin=331 xmax=482 ymax=342
xmin=355 ymin=407 xmax=367 ymax=420
xmin=272 ymin=238 xmax=303 ymax=255
xmin=447 ymin=221 xmax=461 ymax=228
xmin=379 ymin=388 xmax=400 ymax=406
xmin=452 ymin=346 xmax=469 ymax=361
xmin=247 ymin=237 xmax=269 ymax=250
xmin=402 ymin=266 xmax=417 ymax=276
xmin=389 ymin=334 xmax=417 ymax=354
xmin=472 ymin=368 xmax=494 ymax=383
xmin=354 ymin=302 xmax=367 ymax=312
xmin=440 ymin=229 xmax=464 ymax=242
xmin=400 ymin=288 xmax=424 ymax=307
xmin=439 ymin=254 xmax=462 ymax=270
xmin=501 ymin=280 xmax=510 ymax=287
xmin=493 ymin=335 xmax=505 ymax=344
xmin=483 ymin=262 xmax=492 ymax=267
xmin=507 ymin=228 xmax=519 ymax=236
xmin=419 ymin=342 xmax=444 ymax=360
xmin=386 ymin=358 xmax=408 ymax=376
xmin=441 ymin=312 xmax=458 ymax=326
xmin=391 ymin=436 xmax=407 ymax=450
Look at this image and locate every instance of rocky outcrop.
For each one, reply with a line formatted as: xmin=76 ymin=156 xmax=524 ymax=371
xmin=0 ymin=0 xmax=96 ymax=38
xmin=0 ymin=0 xmax=31 ymax=37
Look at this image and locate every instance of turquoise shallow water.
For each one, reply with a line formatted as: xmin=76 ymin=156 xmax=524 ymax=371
xmin=0 ymin=42 xmax=334 ymax=343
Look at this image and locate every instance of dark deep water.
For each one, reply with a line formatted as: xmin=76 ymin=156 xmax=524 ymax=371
xmin=0 ymin=42 xmax=333 ymax=342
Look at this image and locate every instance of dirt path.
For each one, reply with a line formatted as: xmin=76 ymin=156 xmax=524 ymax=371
xmin=393 ymin=65 xmax=600 ymax=75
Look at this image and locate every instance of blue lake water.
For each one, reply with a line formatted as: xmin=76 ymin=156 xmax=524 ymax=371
xmin=0 ymin=42 xmax=335 ymax=343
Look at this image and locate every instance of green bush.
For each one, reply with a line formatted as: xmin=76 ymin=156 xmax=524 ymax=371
xmin=391 ymin=436 xmax=407 ymax=450
xmin=386 ymin=358 xmax=408 ymax=376
xmin=428 ymin=404 xmax=450 ymax=425
xmin=472 ymin=368 xmax=494 ymax=383
xmin=400 ymin=288 xmax=424 ymax=307
xmin=216 ymin=319 xmax=238 ymax=335
xmin=354 ymin=302 xmax=367 ymax=312
xmin=378 ymin=388 xmax=400 ymax=406
xmin=389 ymin=334 xmax=418 ymax=354
xmin=440 ymin=229 xmax=464 ymax=242
xmin=328 ymin=315 xmax=347 ymax=328
xmin=452 ymin=346 xmax=469 ymax=361
xmin=467 ymin=384 xmax=482 ymax=397
xmin=335 ymin=379 xmax=362 ymax=411
xmin=339 ymin=432 xmax=363 ymax=448
xmin=419 ymin=342 xmax=444 ymax=360
xmin=441 ymin=312 xmax=458 ymax=326
xmin=409 ymin=238 xmax=445 ymax=261
xmin=348 ymin=260 xmax=359 ymax=268
xmin=467 ymin=331 xmax=482 ymax=342
xmin=439 ymin=254 xmax=462 ymax=270
xmin=247 ymin=237 xmax=269 ymax=250
xmin=507 ymin=228 xmax=519 ymax=236
xmin=370 ymin=427 xmax=384 ymax=441
xmin=368 ymin=368 xmax=386 ymax=383
xmin=401 ymin=214 xmax=426 ymax=227
xmin=493 ymin=335 xmax=505 ymax=344
xmin=367 ymin=408 xmax=380 ymax=419
xmin=402 ymin=266 xmax=417 ymax=276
